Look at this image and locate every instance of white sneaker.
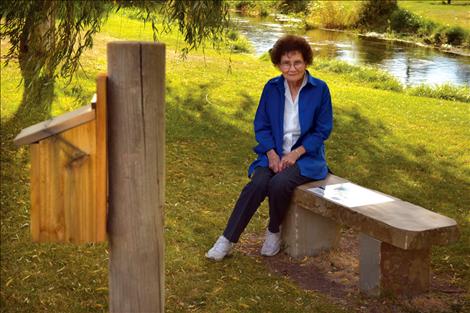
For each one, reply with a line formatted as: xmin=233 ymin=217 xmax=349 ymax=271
xmin=260 ymin=229 xmax=281 ymax=256
xmin=205 ymin=236 xmax=233 ymax=261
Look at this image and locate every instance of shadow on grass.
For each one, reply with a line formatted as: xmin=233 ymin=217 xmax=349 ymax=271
xmin=165 ymin=83 xmax=468 ymax=283
xmin=330 ymin=106 xmax=469 ymax=220
xmin=329 ymin=105 xmax=469 ymax=283
xmin=1 ymin=80 xmax=468 ymax=312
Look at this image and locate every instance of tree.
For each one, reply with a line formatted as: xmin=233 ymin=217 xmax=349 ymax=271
xmin=0 ymin=0 xmax=229 ymax=124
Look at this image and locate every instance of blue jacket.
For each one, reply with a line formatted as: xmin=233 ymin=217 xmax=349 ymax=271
xmin=248 ymin=71 xmax=333 ymax=180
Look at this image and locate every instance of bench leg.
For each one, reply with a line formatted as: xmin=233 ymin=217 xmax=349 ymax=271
xmin=282 ymin=203 xmax=340 ymax=258
xmin=359 ymin=234 xmax=430 ymax=296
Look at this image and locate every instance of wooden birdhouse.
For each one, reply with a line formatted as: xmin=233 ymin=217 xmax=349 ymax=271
xmin=14 ymin=75 xmax=107 ymax=243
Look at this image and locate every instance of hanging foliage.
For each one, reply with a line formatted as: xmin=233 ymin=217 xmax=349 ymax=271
xmin=1 ymin=0 xmax=229 ymax=80
xmin=0 ymin=0 xmax=230 ymax=117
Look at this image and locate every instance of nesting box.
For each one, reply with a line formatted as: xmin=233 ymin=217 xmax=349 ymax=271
xmin=14 ymin=75 xmax=107 ymax=243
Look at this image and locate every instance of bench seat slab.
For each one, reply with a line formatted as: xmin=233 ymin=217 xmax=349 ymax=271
xmin=282 ymin=203 xmax=340 ymax=258
xmin=359 ymin=234 xmax=430 ymax=296
xmin=294 ymin=176 xmax=459 ymax=250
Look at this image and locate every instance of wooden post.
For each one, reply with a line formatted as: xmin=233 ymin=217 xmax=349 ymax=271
xmin=107 ymin=42 xmax=165 ymax=312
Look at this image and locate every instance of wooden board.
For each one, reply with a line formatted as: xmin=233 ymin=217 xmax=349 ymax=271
xmin=30 ymin=121 xmax=98 ymax=243
xmin=95 ymin=74 xmax=107 ymax=242
xmin=15 ymin=105 xmax=95 ymax=146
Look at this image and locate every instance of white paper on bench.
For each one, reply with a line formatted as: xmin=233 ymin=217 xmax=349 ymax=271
xmin=308 ymin=183 xmax=395 ymax=208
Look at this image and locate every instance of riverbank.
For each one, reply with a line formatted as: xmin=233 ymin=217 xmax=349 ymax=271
xmin=1 ymin=11 xmax=469 ymax=313
xmin=311 ymin=26 xmax=470 ymax=57
xmin=305 ymin=4 xmax=470 ymax=57
xmin=308 ymin=56 xmax=470 ymax=103
xmin=230 ymin=1 xmax=470 ymax=57
xmin=355 ymin=29 xmax=470 ymax=57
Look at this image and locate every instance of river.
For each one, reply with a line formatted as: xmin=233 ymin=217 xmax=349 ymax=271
xmin=234 ymin=15 xmax=470 ymax=87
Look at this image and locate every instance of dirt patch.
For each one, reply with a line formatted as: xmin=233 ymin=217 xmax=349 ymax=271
xmin=236 ymin=229 xmax=469 ymax=313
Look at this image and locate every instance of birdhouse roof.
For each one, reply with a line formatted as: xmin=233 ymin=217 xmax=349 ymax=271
xmin=14 ymin=95 xmax=96 ymax=146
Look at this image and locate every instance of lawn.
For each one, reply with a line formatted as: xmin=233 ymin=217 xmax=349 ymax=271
xmin=398 ymin=0 xmax=470 ymax=30
xmin=1 ymin=10 xmax=469 ymax=313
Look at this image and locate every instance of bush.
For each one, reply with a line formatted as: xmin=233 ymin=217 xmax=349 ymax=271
xmin=443 ymin=26 xmax=467 ymax=46
xmin=388 ymin=8 xmax=469 ymax=47
xmin=233 ymin=1 xmax=253 ymax=12
xmin=230 ymin=0 xmax=276 ymax=17
xmin=431 ymin=25 xmax=469 ymax=47
xmin=227 ymin=31 xmax=253 ymax=53
xmin=227 ymin=29 xmax=239 ymax=41
xmin=276 ymin=0 xmax=310 ymax=14
xmin=356 ymin=0 xmax=398 ymax=30
xmin=390 ymin=8 xmax=422 ymax=34
xmin=416 ymin=19 xmax=437 ymax=38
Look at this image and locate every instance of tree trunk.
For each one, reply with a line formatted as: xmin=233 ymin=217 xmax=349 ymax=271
xmin=15 ymin=0 xmax=57 ymax=126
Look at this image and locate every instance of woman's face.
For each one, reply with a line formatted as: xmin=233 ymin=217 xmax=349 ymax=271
xmin=278 ymin=51 xmax=306 ymax=84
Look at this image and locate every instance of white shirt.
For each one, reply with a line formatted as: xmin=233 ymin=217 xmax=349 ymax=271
xmin=282 ymin=74 xmax=307 ymax=155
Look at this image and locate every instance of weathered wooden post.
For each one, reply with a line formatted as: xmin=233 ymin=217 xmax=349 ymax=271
xmin=107 ymin=42 xmax=165 ymax=312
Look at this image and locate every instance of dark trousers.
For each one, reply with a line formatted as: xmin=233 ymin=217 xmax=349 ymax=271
xmin=223 ymin=165 xmax=312 ymax=243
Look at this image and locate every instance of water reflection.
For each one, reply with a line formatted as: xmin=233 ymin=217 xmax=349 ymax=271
xmin=233 ymin=16 xmax=470 ymax=87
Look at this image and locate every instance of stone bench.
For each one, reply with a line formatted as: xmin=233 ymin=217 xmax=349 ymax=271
xmin=281 ymin=174 xmax=460 ymax=296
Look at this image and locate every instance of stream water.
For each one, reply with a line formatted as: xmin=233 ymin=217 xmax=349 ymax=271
xmin=234 ymin=15 xmax=470 ymax=87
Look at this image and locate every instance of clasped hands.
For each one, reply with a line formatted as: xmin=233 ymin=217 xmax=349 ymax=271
xmin=267 ymin=148 xmax=304 ymax=173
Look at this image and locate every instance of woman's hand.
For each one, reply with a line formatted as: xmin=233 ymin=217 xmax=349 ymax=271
xmin=267 ymin=149 xmax=281 ymax=173
xmin=280 ymin=146 xmax=305 ymax=171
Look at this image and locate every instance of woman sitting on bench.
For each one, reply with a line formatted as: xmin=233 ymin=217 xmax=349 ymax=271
xmin=206 ymin=35 xmax=333 ymax=261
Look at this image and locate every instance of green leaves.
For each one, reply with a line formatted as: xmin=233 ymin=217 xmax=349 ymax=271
xmin=1 ymin=0 xmax=231 ymax=116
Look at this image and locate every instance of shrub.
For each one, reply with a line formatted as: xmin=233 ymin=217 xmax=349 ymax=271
xmin=276 ymin=0 xmax=310 ymax=14
xmin=432 ymin=26 xmax=446 ymax=45
xmin=443 ymin=26 xmax=467 ymax=46
xmin=233 ymin=1 xmax=253 ymax=12
xmin=431 ymin=25 xmax=469 ymax=47
xmin=227 ymin=29 xmax=239 ymax=41
xmin=230 ymin=0 xmax=276 ymax=17
xmin=225 ymin=29 xmax=253 ymax=54
xmin=416 ymin=19 xmax=437 ymax=38
xmin=356 ymin=0 xmax=398 ymax=30
xmin=390 ymin=8 xmax=422 ymax=34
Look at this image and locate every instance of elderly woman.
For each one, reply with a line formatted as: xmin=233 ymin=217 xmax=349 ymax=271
xmin=206 ymin=35 xmax=333 ymax=261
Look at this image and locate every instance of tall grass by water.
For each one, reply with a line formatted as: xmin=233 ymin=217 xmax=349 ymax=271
xmin=301 ymin=0 xmax=470 ymax=50
xmin=262 ymin=53 xmax=470 ymax=102
xmin=1 ymin=10 xmax=469 ymax=313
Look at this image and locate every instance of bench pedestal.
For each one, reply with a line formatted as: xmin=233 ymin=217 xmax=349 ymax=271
xmin=282 ymin=203 xmax=432 ymax=296
xmin=280 ymin=175 xmax=458 ymax=297
xmin=282 ymin=203 xmax=340 ymax=258
xmin=359 ymin=234 xmax=431 ymax=296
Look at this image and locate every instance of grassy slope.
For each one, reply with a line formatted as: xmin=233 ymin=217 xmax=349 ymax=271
xmin=398 ymin=0 xmax=470 ymax=30
xmin=1 ymin=11 xmax=469 ymax=313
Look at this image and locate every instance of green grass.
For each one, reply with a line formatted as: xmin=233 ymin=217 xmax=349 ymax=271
xmin=2 ymin=10 xmax=470 ymax=313
xmin=407 ymin=83 xmax=470 ymax=103
xmin=398 ymin=0 xmax=470 ymax=30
